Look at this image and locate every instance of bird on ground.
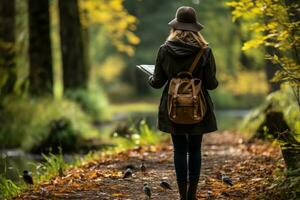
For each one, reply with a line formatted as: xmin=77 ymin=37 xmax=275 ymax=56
xmin=23 ymin=170 xmax=34 ymax=185
xmin=221 ymin=174 xmax=233 ymax=186
xmin=160 ymin=180 xmax=172 ymax=191
xmin=140 ymin=162 xmax=146 ymax=173
xmin=123 ymin=168 xmax=133 ymax=179
xmin=143 ymin=182 xmax=151 ymax=199
xmin=217 ymin=171 xmax=233 ymax=186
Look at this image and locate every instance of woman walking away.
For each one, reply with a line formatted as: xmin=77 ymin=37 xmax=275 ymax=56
xmin=148 ymin=6 xmax=218 ymax=200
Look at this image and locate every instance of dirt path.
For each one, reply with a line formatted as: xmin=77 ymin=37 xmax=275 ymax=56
xmin=14 ymin=131 xmax=283 ymax=200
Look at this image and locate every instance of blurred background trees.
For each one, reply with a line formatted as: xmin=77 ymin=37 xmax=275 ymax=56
xmin=28 ymin=0 xmax=53 ymax=95
xmin=0 ymin=0 xmax=298 ymax=166
xmin=227 ymin=0 xmax=300 ymax=94
xmin=0 ymin=0 xmax=270 ymax=105
xmin=0 ymin=0 xmax=16 ymax=97
xmin=58 ymin=0 xmax=88 ymax=91
xmin=0 ymin=0 xmax=299 ymax=197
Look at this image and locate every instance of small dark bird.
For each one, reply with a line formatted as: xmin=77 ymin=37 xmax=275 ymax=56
xmin=221 ymin=174 xmax=233 ymax=186
xmin=160 ymin=180 xmax=172 ymax=191
xmin=140 ymin=162 xmax=146 ymax=173
xmin=123 ymin=168 xmax=133 ymax=179
xmin=143 ymin=182 xmax=151 ymax=199
xmin=23 ymin=170 xmax=34 ymax=185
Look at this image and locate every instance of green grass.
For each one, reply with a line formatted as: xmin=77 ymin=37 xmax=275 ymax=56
xmin=0 ymin=149 xmax=66 ymax=199
xmin=37 ymin=150 xmax=66 ymax=182
xmin=0 ymin=175 xmax=21 ymax=199
xmin=110 ymin=120 xmax=167 ymax=151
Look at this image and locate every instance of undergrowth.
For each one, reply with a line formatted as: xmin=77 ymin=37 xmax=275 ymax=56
xmin=0 ymin=121 xmax=165 ymax=199
xmin=240 ymin=85 xmax=300 ymax=139
xmin=65 ymin=85 xmax=111 ymax=121
xmin=0 ymin=95 xmax=100 ymax=151
xmin=261 ymin=168 xmax=300 ymax=200
xmin=112 ymin=120 xmax=167 ymax=151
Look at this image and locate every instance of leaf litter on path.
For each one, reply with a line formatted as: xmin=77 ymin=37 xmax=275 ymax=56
xmin=13 ymin=131 xmax=283 ymax=200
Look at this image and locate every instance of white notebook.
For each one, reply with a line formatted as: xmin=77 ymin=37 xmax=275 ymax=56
xmin=136 ymin=65 xmax=155 ymax=76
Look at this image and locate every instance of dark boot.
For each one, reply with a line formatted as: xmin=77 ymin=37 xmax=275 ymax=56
xmin=177 ymin=182 xmax=187 ymax=200
xmin=187 ymin=180 xmax=199 ymax=200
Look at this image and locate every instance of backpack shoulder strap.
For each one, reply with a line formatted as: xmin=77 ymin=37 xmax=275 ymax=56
xmin=188 ymin=47 xmax=207 ymax=73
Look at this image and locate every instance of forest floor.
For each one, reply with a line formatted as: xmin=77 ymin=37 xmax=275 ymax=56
xmin=13 ymin=131 xmax=284 ymax=200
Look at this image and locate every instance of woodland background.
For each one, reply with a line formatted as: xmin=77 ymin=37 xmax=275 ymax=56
xmin=0 ymin=0 xmax=299 ymax=199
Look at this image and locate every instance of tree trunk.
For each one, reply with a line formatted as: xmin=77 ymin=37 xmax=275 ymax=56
xmin=58 ymin=0 xmax=87 ymax=91
xmin=81 ymin=16 xmax=91 ymax=83
xmin=263 ymin=13 xmax=281 ymax=93
xmin=235 ymin=20 xmax=254 ymax=69
xmin=284 ymin=0 xmax=300 ymax=66
xmin=0 ymin=0 xmax=16 ymax=97
xmin=28 ymin=0 xmax=53 ymax=95
xmin=265 ymin=45 xmax=281 ymax=93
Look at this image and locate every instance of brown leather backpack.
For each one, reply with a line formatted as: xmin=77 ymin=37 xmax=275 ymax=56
xmin=167 ymin=47 xmax=207 ymax=124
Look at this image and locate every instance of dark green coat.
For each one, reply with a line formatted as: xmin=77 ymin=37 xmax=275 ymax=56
xmin=148 ymin=40 xmax=218 ymax=135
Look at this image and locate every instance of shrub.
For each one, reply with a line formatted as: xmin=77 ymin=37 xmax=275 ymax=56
xmin=240 ymin=85 xmax=300 ymax=141
xmin=65 ymin=86 xmax=111 ymax=121
xmin=0 ymin=96 xmax=99 ymax=151
xmin=30 ymin=118 xmax=81 ymax=153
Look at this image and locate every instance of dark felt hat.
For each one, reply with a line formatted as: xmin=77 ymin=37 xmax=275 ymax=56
xmin=168 ymin=6 xmax=204 ymax=32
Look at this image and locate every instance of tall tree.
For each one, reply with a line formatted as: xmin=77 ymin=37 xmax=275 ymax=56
xmin=58 ymin=0 xmax=87 ymax=91
xmin=28 ymin=0 xmax=53 ymax=95
xmin=264 ymin=46 xmax=281 ymax=92
xmin=284 ymin=0 xmax=300 ymax=67
xmin=235 ymin=20 xmax=254 ymax=70
xmin=263 ymin=15 xmax=281 ymax=93
xmin=0 ymin=0 xmax=16 ymax=96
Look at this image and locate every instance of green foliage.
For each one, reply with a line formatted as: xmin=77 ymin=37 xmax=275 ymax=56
xmin=265 ymin=86 xmax=300 ymax=136
xmin=136 ymin=120 xmax=165 ymax=146
xmin=210 ymin=89 xmax=264 ymax=109
xmin=241 ymin=85 xmax=300 ymax=140
xmin=0 ymin=149 xmax=66 ymax=199
xmin=65 ymin=85 xmax=111 ymax=121
xmin=31 ymin=118 xmax=81 ymax=153
xmin=111 ymin=120 xmax=167 ymax=150
xmin=79 ymin=0 xmax=140 ymax=56
xmin=0 ymin=174 xmax=21 ymax=199
xmin=195 ymin=0 xmax=241 ymax=73
xmin=261 ymin=168 xmax=300 ymax=199
xmin=227 ymin=0 xmax=300 ymax=95
xmin=37 ymin=150 xmax=66 ymax=182
xmin=0 ymin=96 xmax=99 ymax=150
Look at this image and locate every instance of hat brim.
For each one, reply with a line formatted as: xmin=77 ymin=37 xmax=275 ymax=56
xmin=168 ymin=18 xmax=204 ymax=32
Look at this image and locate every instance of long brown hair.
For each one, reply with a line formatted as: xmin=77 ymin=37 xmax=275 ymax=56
xmin=167 ymin=28 xmax=208 ymax=47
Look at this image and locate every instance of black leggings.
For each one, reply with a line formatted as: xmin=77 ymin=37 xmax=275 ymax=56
xmin=171 ymin=134 xmax=203 ymax=183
